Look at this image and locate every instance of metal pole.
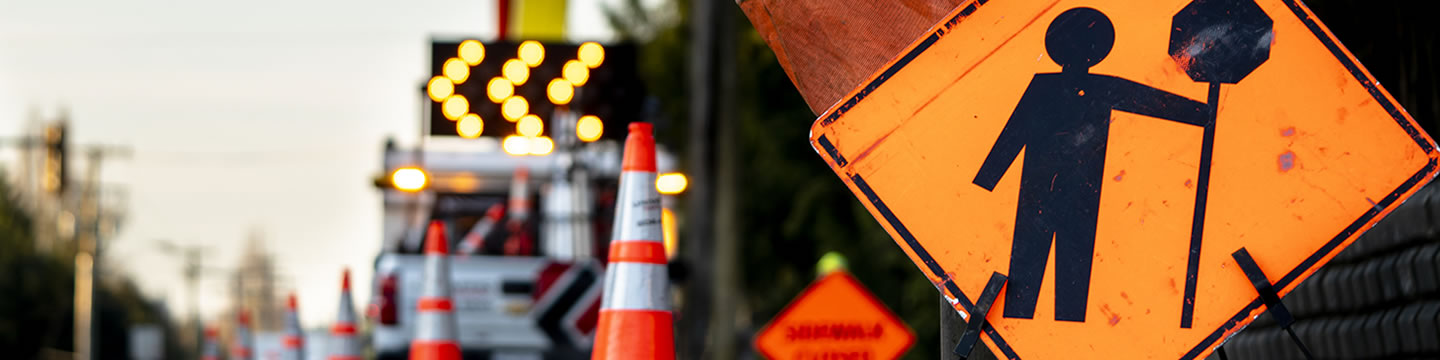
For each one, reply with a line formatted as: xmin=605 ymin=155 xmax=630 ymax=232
xmin=681 ymin=0 xmax=720 ymax=356
xmin=941 ymin=296 xmax=961 ymax=360
xmin=710 ymin=2 xmax=740 ymax=358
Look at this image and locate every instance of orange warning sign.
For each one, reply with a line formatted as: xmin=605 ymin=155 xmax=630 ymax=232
xmin=808 ymin=0 xmax=1438 ymax=358
xmin=754 ymin=271 xmax=916 ymax=360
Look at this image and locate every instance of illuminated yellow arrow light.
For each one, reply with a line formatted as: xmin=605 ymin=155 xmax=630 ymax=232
xmin=458 ymin=40 xmax=485 ymax=66
xmin=487 ymin=77 xmax=514 ymax=103
xmin=529 ymin=136 xmax=554 ymax=155
xmin=547 ymin=79 xmax=574 ymax=105
xmin=502 ymin=96 xmax=528 ymax=121
xmin=457 ymin=113 xmax=483 ymax=138
xmin=576 ymin=115 xmax=603 ymax=142
xmin=391 ymin=167 xmax=428 ymax=192
xmin=578 ymin=42 xmax=604 ymax=68
xmin=518 ymin=114 xmax=544 ymax=137
xmin=442 ymin=95 xmax=470 ymax=121
xmin=427 ymin=76 xmax=454 ymax=102
xmin=518 ymin=40 xmax=545 ymax=67
xmin=503 ymin=59 xmax=530 ymax=85
xmin=502 ymin=135 xmax=530 ymax=156
xmin=443 ymin=58 xmax=469 ymax=83
xmin=563 ymin=60 xmax=589 ymax=86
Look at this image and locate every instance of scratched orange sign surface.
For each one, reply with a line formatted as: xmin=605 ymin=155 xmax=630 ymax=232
xmin=808 ymin=0 xmax=1438 ymax=358
xmin=754 ymin=271 xmax=916 ymax=360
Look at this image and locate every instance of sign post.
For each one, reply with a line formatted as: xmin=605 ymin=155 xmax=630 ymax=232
xmin=808 ymin=0 xmax=1438 ymax=358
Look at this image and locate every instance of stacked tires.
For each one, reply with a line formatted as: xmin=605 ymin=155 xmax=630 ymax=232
xmin=1218 ymin=184 xmax=1440 ymax=359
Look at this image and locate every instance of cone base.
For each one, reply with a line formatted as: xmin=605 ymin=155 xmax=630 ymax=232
xmin=592 ymin=309 xmax=675 ymax=360
xmin=410 ymin=341 xmax=462 ymax=360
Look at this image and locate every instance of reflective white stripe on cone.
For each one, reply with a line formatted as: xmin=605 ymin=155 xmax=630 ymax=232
xmin=505 ymin=166 xmax=535 ymax=256
xmin=509 ymin=167 xmax=531 ymax=223
xmin=282 ymin=292 xmax=305 ymax=360
xmin=411 ymin=220 xmax=461 ymax=360
xmin=593 ymin=122 xmax=675 ymax=360
xmin=329 ymin=268 xmax=361 ymax=360
xmin=232 ymin=310 xmax=254 ymax=360
xmin=202 ymin=327 xmax=221 ymax=360
xmin=459 ymin=203 xmax=505 ymax=255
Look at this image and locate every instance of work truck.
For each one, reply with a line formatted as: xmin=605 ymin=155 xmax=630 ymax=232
xmin=368 ymin=137 xmax=680 ymax=360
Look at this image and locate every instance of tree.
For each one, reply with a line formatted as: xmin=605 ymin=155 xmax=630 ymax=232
xmin=0 ymin=174 xmax=182 ymax=359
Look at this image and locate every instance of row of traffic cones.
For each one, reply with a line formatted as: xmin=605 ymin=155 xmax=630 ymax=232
xmin=204 ymin=269 xmax=361 ymax=360
xmin=211 ymin=123 xmax=672 ymax=360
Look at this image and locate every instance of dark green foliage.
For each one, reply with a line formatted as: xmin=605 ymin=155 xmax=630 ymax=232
xmin=0 ymin=176 xmax=181 ymax=359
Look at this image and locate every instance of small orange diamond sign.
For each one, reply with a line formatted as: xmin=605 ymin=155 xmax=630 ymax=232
xmin=808 ymin=0 xmax=1438 ymax=358
xmin=754 ymin=271 xmax=916 ymax=360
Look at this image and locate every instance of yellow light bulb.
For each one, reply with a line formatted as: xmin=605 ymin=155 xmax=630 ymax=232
xmin=662 ymin=208 xmax=678 ymax=258
xmin=391 ymin=167 xmax=428 ymax=192
xmin=426 ymin=76 xmax=454 ymax=102
xmin=442 ymin=95 xmax=469 ymax=121
xmin=503 ymin=59 xmax=530 ymax=85
xmin=518 ymin=40 xmax=545 ymax=67
xmin=517 ymin=114 xmax=544 ymax=137
xmin=578 ymin=42 xmax=605 ymax=68
xmin=487 ymin=77 xmax=514 ymax=103
xmin=502 ymin=96 xmax=529 ymax=121
xmin=576 ymin=115 xmax=603 ymax=142
xmin=529 ymin=136 xmax=554 ymax=155
xmin=502 ymin=136 xmax=530 ymax=156
xmin=563 ymin=60 xmax=589 ymax=86
xmin=443 ymin=58 xmax=469 ymax=83
xmin=657 ymin=173 xmax=689 ymax=195
xmin=547 ymin=79 xmax=574 ymax=105
xmin=458 ymin=40 xmax=485 ymax=66
xmin=457 ymin=113 xmax=483 ymax=138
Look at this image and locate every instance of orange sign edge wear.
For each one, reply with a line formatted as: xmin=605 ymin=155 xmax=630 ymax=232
xmin=753 ymin=271 xmax=917 ymax=360
xmin=807 ymin=0 xmax=1438 ymax=359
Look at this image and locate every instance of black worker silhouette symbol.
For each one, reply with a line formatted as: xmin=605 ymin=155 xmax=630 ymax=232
xmin=971 ymin=7 xmax=1211 ymax=323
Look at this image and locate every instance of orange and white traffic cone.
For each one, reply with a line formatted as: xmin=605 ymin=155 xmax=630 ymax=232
xmin=504 ymin=167 xmax=535 ymax=256
xmin=281 ymin=292 xmax=305 ymax=360
xmin=202 ymin=327 xmax=221 ymax=360
xmin=459 ymin=203 xmax=506 ymax=255
xmin=593 ymin=122 xmax=675 ymax=360
xmin=232 ymin=309 xmax=255 ymax=360
xmin=329 ymin=269 xmax=361 ymax=360
xmin=509 ymin=167 xmax=532 ymax=224
xmin=411 ymin=220 xmax=461 ymax=360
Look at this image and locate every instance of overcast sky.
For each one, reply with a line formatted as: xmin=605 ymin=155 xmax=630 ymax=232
xmin=0 ymin=0 xmax=623 ymax=327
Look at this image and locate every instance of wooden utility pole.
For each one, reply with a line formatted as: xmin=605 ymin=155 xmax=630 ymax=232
xmin=73 ymin=144 xmax=131 ymax=360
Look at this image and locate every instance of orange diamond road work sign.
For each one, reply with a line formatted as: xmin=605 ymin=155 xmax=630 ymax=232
xmin=754 ymin=271 xmax=916 ymax=360
xmin=809 ymin=0 xmax=1439 ymax=358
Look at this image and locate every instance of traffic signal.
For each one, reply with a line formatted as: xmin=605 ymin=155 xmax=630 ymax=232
xmin=43 ymin=122 xmax=67 ymax=195
xmin=427 ymin=40 xmax=643 ymax=143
